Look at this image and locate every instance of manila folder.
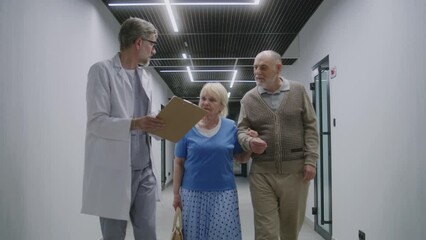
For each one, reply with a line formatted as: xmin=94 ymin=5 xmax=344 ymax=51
xmin=148 ymin=96 xmax=207 ymax=143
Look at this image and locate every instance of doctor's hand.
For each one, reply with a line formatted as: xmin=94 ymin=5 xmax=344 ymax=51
xmin=132 ymin=116 xmax=165 ymax=131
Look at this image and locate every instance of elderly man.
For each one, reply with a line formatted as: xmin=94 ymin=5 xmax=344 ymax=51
xmin=238 ymin=50 xmax=319 ymax=240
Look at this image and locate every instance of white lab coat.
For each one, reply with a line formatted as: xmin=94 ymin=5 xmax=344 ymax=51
xmin=81 ymin=53 xmax=158 ymax=220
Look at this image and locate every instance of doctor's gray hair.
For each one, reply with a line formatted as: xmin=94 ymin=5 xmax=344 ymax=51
xmin=118 ymin=17 xmax=158 ymax=51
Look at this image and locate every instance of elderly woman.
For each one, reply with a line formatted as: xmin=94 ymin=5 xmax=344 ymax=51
xmin=172 ymin=83 xmax=253 ymax=240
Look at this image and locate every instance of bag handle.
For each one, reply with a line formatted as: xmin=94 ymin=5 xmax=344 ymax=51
xmin=172 ymin=207 xmax=182 ymax=230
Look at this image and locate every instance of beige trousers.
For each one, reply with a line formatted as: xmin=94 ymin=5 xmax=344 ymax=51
xmin=249 ymin=172 xmax=309 ymax=240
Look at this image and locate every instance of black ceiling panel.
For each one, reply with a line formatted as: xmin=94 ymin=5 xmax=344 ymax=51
xmin=103 ymin=0 xmax=323 ymax=117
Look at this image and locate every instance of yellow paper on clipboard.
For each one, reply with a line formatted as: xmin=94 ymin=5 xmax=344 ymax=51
xmin=147 ymin=96 xmax=207 ymax=143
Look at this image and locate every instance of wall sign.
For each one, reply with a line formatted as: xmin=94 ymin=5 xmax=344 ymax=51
xmin=330 ymin=66 xmax=337 ymax=79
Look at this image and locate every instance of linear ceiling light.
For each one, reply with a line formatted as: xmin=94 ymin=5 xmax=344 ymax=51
xmin=186 ymin=66 xmax=194 ymax=82
xmin=108 ymin=3 xmax=163 ymax=6
xmin=181 ymin=80 xmax=253 ymax=82
xmin=173 ymin=1 xmax=260 ymax=5
xmin=230 ymin=70 xmax=238 ymax=88
xmin=182 ymin=53 xmax=187 ymax=59
xmin=108 ymin=1 xmax=260 ymax=6
xmin=164 ymin=0 xmax=179 ymax=32
xmin=194 ymin=70 xmax=237 ymax=72
xmin=196 ymin=80 xmax=254 ymax=82
xmin=227 ymin=92 xmax=231 ymax=98
xmin=160 ymin=69 xmax=237 ymax=73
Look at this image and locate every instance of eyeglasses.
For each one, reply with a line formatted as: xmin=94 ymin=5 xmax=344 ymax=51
xmin=141 ymin=38 xmax=157 ymax=47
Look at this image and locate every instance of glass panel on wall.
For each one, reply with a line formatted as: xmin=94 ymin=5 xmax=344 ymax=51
xmin=312 ymin=56 xmax=333 ymax=240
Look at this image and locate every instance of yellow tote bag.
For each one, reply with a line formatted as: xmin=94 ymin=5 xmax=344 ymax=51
xmin=170 ymin=207 xmax=184 ymax=240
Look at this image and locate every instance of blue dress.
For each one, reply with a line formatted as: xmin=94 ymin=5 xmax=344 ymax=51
xmin=175 ymin=117 xmax=243 ymax=240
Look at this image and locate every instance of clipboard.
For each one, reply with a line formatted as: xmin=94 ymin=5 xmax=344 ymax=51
xmin=147 ymin=96 xmax=207 ymax=143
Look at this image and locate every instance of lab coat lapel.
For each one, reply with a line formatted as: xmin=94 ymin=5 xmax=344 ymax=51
xmin=113 ymin=54 xmax=133 ymax=91
xmin=113 ymin=53 xmax=134 ymax=114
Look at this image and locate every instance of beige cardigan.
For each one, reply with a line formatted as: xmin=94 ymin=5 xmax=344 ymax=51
xmin=238 ymin=80 xmax=319 ymax=174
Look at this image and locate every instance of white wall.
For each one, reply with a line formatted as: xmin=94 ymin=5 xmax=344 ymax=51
xmin=0 ymin=0 xmax=173 ymax=239
xmin=283 ymin=0 xmax=426 ymax=239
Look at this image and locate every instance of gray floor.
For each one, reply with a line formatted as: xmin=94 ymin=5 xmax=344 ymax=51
xmin=125 ymin=176 xmax=324 ymax=240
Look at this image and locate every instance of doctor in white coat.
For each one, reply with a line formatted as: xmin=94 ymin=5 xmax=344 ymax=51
xmin=81 ymin=17 xmax=165 ymax=240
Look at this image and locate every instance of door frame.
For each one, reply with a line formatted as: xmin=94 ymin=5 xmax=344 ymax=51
xmin=311 ymin=55 xmax=333 ymax=240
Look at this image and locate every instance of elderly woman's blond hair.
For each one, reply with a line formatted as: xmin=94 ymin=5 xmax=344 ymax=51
xmin=199 ymin=83 xmax=229 ymax=117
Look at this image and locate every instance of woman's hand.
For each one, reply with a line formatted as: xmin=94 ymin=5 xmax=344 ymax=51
xmin=172 ymin=193 xmax=182 ymax=210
